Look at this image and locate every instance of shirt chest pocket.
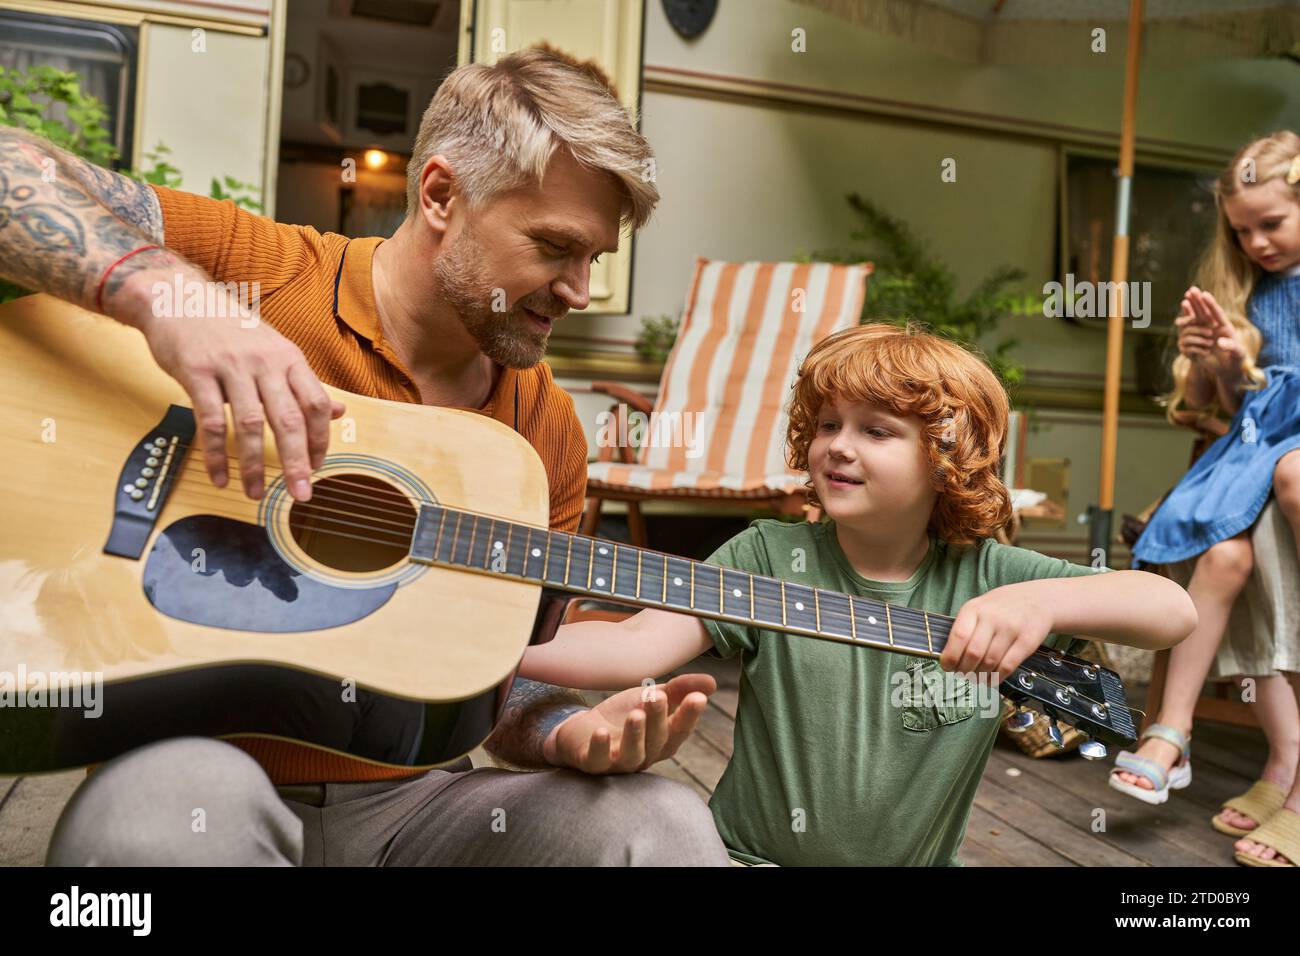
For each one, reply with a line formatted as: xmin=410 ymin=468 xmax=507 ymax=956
xmin=900 ymin=659 xmax=976 ymax=732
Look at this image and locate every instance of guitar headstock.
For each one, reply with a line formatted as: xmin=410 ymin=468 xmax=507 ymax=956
xmin=999 ymin=646 xmax=1138 ymax=751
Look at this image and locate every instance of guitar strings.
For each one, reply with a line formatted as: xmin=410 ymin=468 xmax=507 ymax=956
xmin=163 ymin=439 xmax=527 ymax=509
xmin=139 ymin=459 xmax=948 ymax=653
xmin=103 ymin=438 xmax=1118 ymax=662
xmin=169 ymin=480 xmax=424 ymax=532
xmin=170 ymin=466 xmax=437 ymax=519
xmin=172 ymin=458 xmax=437 ymax=510
xmin=152 ymin=507 xmax=1135 ymax=726
xmin=165 ymin=461 xmax=1108 ymax=653
xmin=114 ymin=445 xmax=1139 ymax=726
xmin=169 ymin=462 xmax=957 ymax=643
xmin=166 ymin=464 xmax=959 ymax=651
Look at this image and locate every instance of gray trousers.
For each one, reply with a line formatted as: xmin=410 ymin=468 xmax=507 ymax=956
xmin=45 ymin=738 xmax=731 ymax=866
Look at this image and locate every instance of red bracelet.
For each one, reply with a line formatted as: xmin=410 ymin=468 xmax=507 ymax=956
xmin=94 ymin=244 xmax=161 ymax=314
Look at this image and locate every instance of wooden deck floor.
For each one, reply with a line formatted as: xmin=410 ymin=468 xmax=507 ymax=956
xmin=0 ymin=657 xmax=1268 ymax=866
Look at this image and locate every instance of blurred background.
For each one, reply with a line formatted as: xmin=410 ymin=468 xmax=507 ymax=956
xmin=1 ymin=0 xmax=1298 ymax=569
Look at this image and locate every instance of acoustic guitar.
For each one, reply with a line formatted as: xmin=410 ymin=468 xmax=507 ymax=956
xmin=0 ymin=295 xmax=1137 ymax=775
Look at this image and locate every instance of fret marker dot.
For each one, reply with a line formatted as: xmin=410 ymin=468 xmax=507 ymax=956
xmin=493 ymin=541 xmax=504 ymax=550
xmin=531 ymin=548 xmax=541 ymax=557
xmin=673 ymin=577 xmax=683 ymax=586
xmin=598 ymin=547 xmax=608 ymax=555
xmin=732 ymin=588 xmax=742 ymax=597
xmin=795 ymin=601 xmax=804 ymax=611
xmin=868 ymin=616 xmax=877 ymax=625
xmin=596 ymin=577 xmax=606 ymax=587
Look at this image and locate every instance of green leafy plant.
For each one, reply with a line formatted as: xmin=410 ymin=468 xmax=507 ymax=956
xmin=0 ymin=64 xmax=116 ymax=166
xmin=209 ymin=174 xmax=263 ymax=213
xmin=131 ymin=148 xmax=261 ymax=213
xmin=805 ymin=193 xmax=1026 ymax=388
xmin=634 ymin=314 xmax=680 ymax=364
xmin=130 ymin=142 xmax=183 ymax=190
xmin=0 ymin=65 xmax=263 ymax=303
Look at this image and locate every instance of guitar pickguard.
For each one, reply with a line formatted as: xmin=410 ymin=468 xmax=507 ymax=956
xmin=142 ymin=514 xmax=396 ymax=632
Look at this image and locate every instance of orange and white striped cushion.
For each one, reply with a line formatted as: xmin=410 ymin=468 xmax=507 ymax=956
xmin=589 ymin=258 xmax=871 ymax=495
xmin=585 ymin=463 xmax=807 ymax=495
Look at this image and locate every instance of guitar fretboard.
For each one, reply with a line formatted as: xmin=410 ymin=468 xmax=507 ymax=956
xmin=408 ymin=504 xmax=954 ymax=656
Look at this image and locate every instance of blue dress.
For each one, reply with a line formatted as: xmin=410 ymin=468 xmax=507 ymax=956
xmin=1132 ymin=270 xmax=1300 ymax=568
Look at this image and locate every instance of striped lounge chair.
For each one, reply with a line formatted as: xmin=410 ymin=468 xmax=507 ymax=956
xmin=580 ymin=257 xmax=873 ymax=547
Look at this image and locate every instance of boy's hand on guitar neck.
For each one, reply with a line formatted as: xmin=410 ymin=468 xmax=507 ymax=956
xmin=123 ymin=267 xmax=346 ymax=502
xmin=939 ymin=586 xmax=1055 ymax=681
xmin=542 ymin=674 xmax=716 ymax=774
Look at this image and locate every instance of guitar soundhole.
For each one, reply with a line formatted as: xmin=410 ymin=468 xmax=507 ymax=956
xmin=288 ymin=474 xmax=417 ymax=572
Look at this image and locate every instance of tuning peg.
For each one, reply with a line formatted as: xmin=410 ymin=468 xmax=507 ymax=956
xmin=1078 ymin=737 xmax=1108 ymax=760
xmin=1007 ymin=708 xmax=1036 ymax=730
xmin=1047 ymin=717 xmax=1065 ymax=748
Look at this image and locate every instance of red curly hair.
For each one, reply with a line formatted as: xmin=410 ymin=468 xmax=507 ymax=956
xmin=786 ymin=322 xmax=1012 ymax=547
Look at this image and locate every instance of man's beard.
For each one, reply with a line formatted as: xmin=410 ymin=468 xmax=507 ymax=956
xmin=433 ymin=224 xmax=558 ymax=369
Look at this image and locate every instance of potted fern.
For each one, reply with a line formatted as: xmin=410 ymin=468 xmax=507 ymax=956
xmin=636 ymin=194 xmax=1028 ymax=389
xmin=806 ymin=193 xmax=1026 ymax=388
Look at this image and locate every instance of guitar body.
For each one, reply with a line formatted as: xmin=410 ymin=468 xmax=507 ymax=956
xmin=0 ymin=295 xmax=552 ymax=774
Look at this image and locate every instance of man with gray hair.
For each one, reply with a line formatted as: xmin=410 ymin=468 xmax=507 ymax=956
xmin=0 ymin=44 xmax=729 ymax=866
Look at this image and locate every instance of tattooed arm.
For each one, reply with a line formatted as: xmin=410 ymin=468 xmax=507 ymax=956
xmin=484 ymin=675 xmax=716 ymax=773
xmin=0 ymin=126 xmax=342 ymax=502
xmin=0 ymin=125 xmax=181 ymax=307
xmin=484 ymin=678 xmax=589 ymax=770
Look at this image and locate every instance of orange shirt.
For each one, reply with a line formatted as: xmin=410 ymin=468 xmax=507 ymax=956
xmin=149 ymin=185 xmax=590 ymax=783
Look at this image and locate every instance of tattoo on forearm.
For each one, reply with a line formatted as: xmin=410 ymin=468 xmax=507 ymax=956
xmin=53 ymin=179 xmax=97 ymax=208
xmin=57 ymin=149 xmax=164 ymax=242
xmin=0 ymin=127 xmax=172 ymax=307
xmin=483 ymin=677 xmax=587 ymax=770
xmin=10 ymin=201 xmax=86 ymax=256
xmin=93 ymin=213 xmax=144 ymax=249
xmin=102 ymin=245 xmax=188 ymax=305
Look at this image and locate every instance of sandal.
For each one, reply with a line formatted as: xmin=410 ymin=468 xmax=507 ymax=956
xmin=1213 ymin=779 xmax=1286 ymax=837
xmin=1107 ymin=723 xmax=1192 ymax=806
xmin=1235 ymin=807 xmax=1300 ymax=867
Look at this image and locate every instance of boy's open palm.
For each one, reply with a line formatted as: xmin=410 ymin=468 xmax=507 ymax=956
xmin=940 ymin=587 xmax=1054 ymax=680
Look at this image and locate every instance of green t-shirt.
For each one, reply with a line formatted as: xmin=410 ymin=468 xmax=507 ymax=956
xmin=701 ymin=518 xmax=1098 ymax=867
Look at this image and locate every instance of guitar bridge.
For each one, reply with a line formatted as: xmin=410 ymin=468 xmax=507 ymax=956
xmin=103 ymin=404 xmax=196 ymax=559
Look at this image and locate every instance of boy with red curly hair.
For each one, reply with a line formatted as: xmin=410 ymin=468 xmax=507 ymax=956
xmin=521 ymin=323 xmax=1196 ymax=865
